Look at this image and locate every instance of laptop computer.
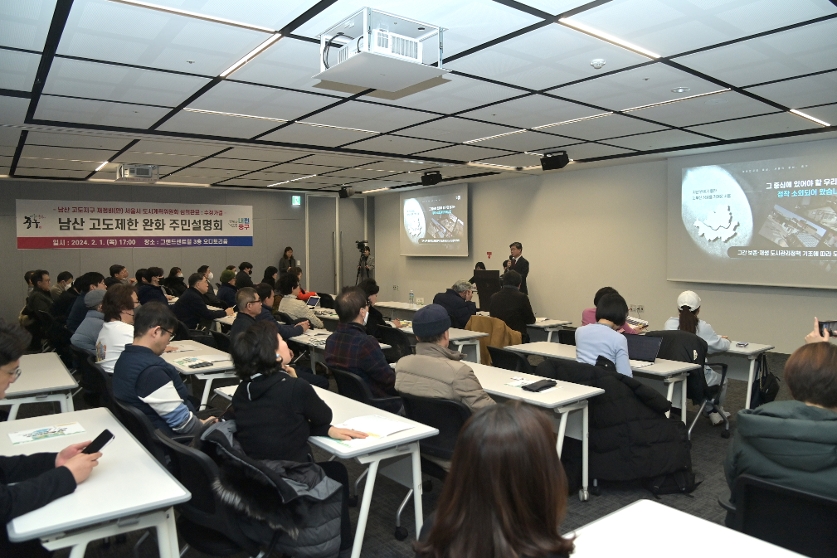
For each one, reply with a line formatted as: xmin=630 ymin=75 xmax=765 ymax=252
xmin=305 ymin=295 xmax=320 ymax=308
xmin=625 ymin=334 xmax=662 ymax=368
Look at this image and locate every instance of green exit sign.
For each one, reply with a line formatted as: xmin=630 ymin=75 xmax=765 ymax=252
xmin=291 ymin=195 xmax=301 ymax=206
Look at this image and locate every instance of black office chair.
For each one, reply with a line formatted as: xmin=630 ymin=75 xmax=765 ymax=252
xmin=487 ymin=346 xmax=533 ymax=373
xmin=87 ymin=356 xmax=114 ymax=411
xmin=275 ymin=311 xmax=294 ymax=325
xmin=32 ymin=310 xmax=57 ymax=352
xmin=210 ymin=330 xmax=231 ymax=352
xmin=70 ymin=345 xmax=105 ymax=407
xmin=111 ymin=398 xmax=179 ymax=471
xmin=557 ymin=327 xmax=577 ymax=346
xmin=377 ymin=325 xmax=413 ymax=363
xmin=173 ymin=320 xmax=191 ymax=341
xmin=396 ymin=393 xmax=472 ymax=540
xmin=188 ymin=328 xmax=216 ymax=348
xmin=329 ymin=366 xmax=402 ymax=413
xmin=720 ymin=474 xmax=837 ymax=557
xmin=154 ymin=432 xmax=262 ymax=557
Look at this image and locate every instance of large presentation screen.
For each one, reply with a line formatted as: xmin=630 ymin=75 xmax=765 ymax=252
xmin=400 ymin=183 xmax=469 ymax=256
xmin=667 ymin=139 xmax=837 ymax=289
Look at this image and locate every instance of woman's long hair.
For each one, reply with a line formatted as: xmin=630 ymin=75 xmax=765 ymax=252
xmin=677 ymin=305 xmax=699 ymax=334
xmin=415 ymin=402 xmax=574 ymax=558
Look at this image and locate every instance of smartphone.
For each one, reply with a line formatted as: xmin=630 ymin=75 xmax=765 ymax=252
xmin=522 ymin=379 xmax=557 ymax=392
xmin=819 ymin=320 xmax=837 ymax=337
xmin=736 ymin=342 xmax=749 ymax=347
xmin=83 ymin=429 xmax=114 ymax=454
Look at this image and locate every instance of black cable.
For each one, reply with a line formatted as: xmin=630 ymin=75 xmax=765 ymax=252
xmin=322 ymin=32 xmax=344 ymax=70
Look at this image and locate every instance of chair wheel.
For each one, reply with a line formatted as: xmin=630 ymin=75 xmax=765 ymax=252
xmin=348 ymin=495 xmax=358 ymax=507
xmin=721 ymin=430 xmax=731 ymax=439
xmin=394 ymin=526 xmax=408 ymax=540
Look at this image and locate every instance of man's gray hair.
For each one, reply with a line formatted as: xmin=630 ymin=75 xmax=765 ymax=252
xmin=452 ymin=280 xmax=473 ymax=293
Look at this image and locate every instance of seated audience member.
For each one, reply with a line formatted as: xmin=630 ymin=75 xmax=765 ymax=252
xmin=278 ymin=273 xmax=323 ymax=328
xmin=725 ymin=341 xmax=837 ymax=505
xmin=278 ymin=246 xmax=296 ymax=279
xmin=217 ymin=269 xmax=238 ymax=308
xmin=229 ymin=287 xmax=265 ymax=341
xmin=70 ymin=289 xmax=107 ymax=354
xmin=65 ymin=272 xmax=106 ymax=332
xmin=136 ymin=267 xmax=170 ymax=305
xmin=235 ymin=261 xmax=254 ymax=289
xmin=163 ymin=267 xmax=186 ymax=297
xmin=0 ymin=320 xmax=101 ymax=558
xmin=395 ymin=304 xmax=494 ymax=470
xmin=358 ymin=278 xmax=400 ymax=338
xmin=261 ymin=266 xmax=278 ymax=289
xmin=325 ymin=287 xmax=400 ymax=412
xmin=197 ymin=265 xmax=225 ymax=308
xmin=665 ymin=290 xmax=730 ymax=425
xmin=582 ymin=286 xmax=643 ymax=334
xmin=468 ymin=261 xmax=486 ymax=284
xmin=23 ymin=270 xmax=35 ymax=295
xmin=96 ymin=284 xmax=139 ymax=374
xmin=253 ymin=283 xmax=308 ymax=339
xmin=172 ymin=273 xmax=233 ymax=329
xmin=106 ymin=264 xmax=134 ymax=288
xmin=291 ymin=266 xmax=317 ymax=302
xmin=433 ymin=280 xmax=478 ymax=329
xmin=230 ymin=321 xmax=366 ymax=552
xmin=225 ymin=264 xmax=238 ymax=274
xmin=415 ymin=402 xmax=574 ymax=558
xmin=575 ymin=292 xmax=631 ymax=377
xmin=51 ymin=272 xmax=87 ymax=324
xmin=50 ymin=271 xmax=73 ymax=301
xmin=489 ymin=270 xmax=535 ymax=342
xmin=113 ymin=302 xmax=216 ymax=436
xmin=26 ymin=269 xmax=53 ymax=316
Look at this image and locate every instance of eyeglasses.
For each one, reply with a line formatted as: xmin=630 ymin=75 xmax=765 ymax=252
xmin=248 ymin=298 xmax=261 ymax=305
xmin=160 ymin=328 xmax=175 ymax=338
xmin=6 ymin=367 xmax=21 ymax=380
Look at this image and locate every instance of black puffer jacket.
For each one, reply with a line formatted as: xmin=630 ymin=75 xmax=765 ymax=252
xmin=537 ymin=359 xmax=692 ymax=482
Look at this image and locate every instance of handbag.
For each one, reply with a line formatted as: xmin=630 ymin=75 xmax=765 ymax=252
xmin=749 ymin=353 xmax=780 ymax=408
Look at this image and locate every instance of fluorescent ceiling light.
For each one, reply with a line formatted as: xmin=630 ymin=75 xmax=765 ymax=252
xmin=267 ymin=174 xmax=318 ymax=187
xmin=559 ymin=18 xmax=660 ymax=59
xmin=183 ymin=108 xmax=287 ymax=123
xmin=623 ymin=89 xmax=730 ymax=112
xmin=95 ymin=161 xmax=109 ymax=171
xmin=463 ymin=129 xmax=527 ymax=144
xmin=466 ymin=161 xmax=519 ymax=171
xmin=789 ymin=109 xmax=830 ymax=127
xmin=361 ymin=187 xmax=390 ymax=194
xmin=220 ymin=33 xmax=282 ymax=78
xmin=298 ymin=121 xmax=379 ymax=134
xmin=108 ymin=0 xmax=276 ymax=33
xmin=534 ymin=112 xmax=613 ymax=130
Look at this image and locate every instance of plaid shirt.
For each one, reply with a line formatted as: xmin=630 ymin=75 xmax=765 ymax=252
xmin=325 ymin=322 xmax=396 ymax=399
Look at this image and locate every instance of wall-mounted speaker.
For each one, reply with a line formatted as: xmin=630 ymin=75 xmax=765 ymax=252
xmin=338 ymin=186 xmax=355 ymax=198
xmin=421 ymin=171 xmax=443 ymax=186
xmin=540 ymin=151 xmax=570 ymax=171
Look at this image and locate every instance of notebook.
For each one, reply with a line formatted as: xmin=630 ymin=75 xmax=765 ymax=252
xmin=305 ymin=296 xmax=320 ymax=308
xmin=625 ymin=334 xmax=662 ymax=368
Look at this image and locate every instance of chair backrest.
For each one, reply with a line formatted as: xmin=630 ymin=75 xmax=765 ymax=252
xmin=399 ymin=393 xmax=471 ymax=460
xmin=188 ymin=329 xmax=216 ymax=348
xmin=112 ymin=398 xmax=172 ymax=468
xmin=210 ymin=330 xmax=231 ymax=352
xmin=557 ymin=327 xmax=576 ymax=345
xmin=87 ymin=355 xmax=113 ymax=410
xmin=377 ymin=325 xmax=413 ymax=362
xmin=173 ymin=320 xmax=191 ymax=341
xmin=330 ymin=366 xmax=376 ymax=403
xmin=464 ymin=315 xmax=522 ymax=365
xmin=318 ymin=293 xmax=335 ymax=309
xmin=727 ymin=474 xmax=837 ymax=557
xmin=276 ymin=311 xmax=294 ymax=325
xmin=646 ymin=330 xmax=709 ymax=403
xmin=70 ymin=345 xmax=104 ymax=404
xmin=487 ymin=346 xmax=527 ymax=372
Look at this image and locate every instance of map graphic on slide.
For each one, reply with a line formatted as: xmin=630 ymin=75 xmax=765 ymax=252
xmin=694 ymin=205 xmax=739 ymax=242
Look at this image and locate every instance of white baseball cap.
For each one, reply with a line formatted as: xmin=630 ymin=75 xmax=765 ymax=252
xmin=677 ymin=290 xmax=701 ymax=311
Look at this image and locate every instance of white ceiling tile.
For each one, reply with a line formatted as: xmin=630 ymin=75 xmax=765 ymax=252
xmin=143 ymin=0 xmax=319 ymax=31
xmin=627 ymin=90 xmax=777 ymax=127
xmin=675 ymin=18 xmax=837 ymax=87
xmin=259 ymin=123 xmax=375 ymax=147
xmin=295 ymin=153 xmax=380 ymax=167
xmin=306 ymin=101 xmax=434 ymax=133
xmin=0 ymin=155 xmax=11 ymax=173
xmin=602 ymin=129 xmax=716 ymax=151
xmin=446 ymin=24 xmax=648 ymax=90
xmin=215 ymin=178 xmax=272 ymax=187
xmin=20 ymin=144 xmax=117 ymax=161
xmin=194 ymin=157 xmax=272 ymax=171
xmin=167 ymin=167 xmax=242 ymax=181
xmin=0 ymin=49 xmax=39 ymax=91
xmin=34 ymin=96 xmax=170 ymax=128
xmin=461 ymin=94 xmax=604 ymax=129
xmin=59 ymin=0 xmax=270 ymax=76
xmin=0 ymin=97 xmax=30 ymax=125
xmin=156 ymin=110 xmax=277 ymax=138
xmin=686 ymin=112 xmax=825 ymax=139
xmin=560 ymin=142 xmax=633 ymax=160
xmin=552 ymin=63 xmax=725 ymax=111
xmin=130 ymin=139 xmax=222 ymax=157
xmin=799 ymin=103 xmax=837 ymax=126
xmin=346 ymin=135 xmax=451 ymax=155
xmin=220 ymin=147 xmax=308 ymax=163
xmin=17 ymin=155 xmax=102 ymax=172
xmin=114 ymin=150 xmax=199 ymax=166
xmin=0 ymin=147 xmax=15 ymax=157
xmin=747 ymin=71 xmax=837 ymax=110
xmin=536 ymin=113 xmax=667 ymax=141
xmin=363 ymin=73 xmax=522 ymax=114
xmin=469 ymin=152 xmax=544 ymax=167
xmin=189 ymin=81 xmax=337 ymax=122
xmin=0 ymin=0 xmax=57 ymax=50
xmin=412 ymin=144 xmax=513 ymax=162
xmin=14 ymin=167 xmax=92 ymax=178
xmin=352 ymin=160 xmax=435 ymax=172
xmin=395 ymin=117 xmax=517 ymax=143
xmin=471 ymin=130 xmax=570 ymax=152
xmin=0 ymin=127 xmax=23 ymax=148
xmin=44 ymin=58 xmax=210 ymax=107
xmin=25 ymin=131 xmax=133 ymax=150
xmin=568 ymin=0 xmax=836 ymax=57
xmin=269 ymin=163 xmax=341 ymax=174
xmin=294 ymin=1 xmax=541 ymax=58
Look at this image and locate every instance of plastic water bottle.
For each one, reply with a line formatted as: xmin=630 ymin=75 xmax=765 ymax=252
xmin=409 ymin=290 xmax=415 ymax=305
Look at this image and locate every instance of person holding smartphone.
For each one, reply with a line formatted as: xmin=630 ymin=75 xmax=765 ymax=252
xmin=0 ymin=320 xmax=101 ymax=557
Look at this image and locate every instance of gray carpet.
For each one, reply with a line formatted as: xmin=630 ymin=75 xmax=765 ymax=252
xmin=8 ymin=352 xmax=789 ymax=558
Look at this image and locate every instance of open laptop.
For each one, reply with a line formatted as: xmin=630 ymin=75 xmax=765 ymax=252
xmin=625 ymin=334 xmax=662 ymax=368
xmin=305 ymin=295 xmax=320 ymax=308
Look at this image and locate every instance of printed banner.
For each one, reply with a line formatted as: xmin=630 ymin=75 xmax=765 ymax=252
xmin=16 ymin=199 xmax=253 ymax=249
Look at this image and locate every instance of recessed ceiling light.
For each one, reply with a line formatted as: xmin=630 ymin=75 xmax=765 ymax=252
xmin=623 ymin=89 xmax=729 ymax=112
xmin=361 ymin=187 xmax=391 ymax=194
xmin=220 ymin=33 xmax=282 ymax=78
xmin=590 ymin=58 xmax=606 ymax=70
xmin=789 ymin=109 xmax=830 ymax=127
xmin=671 ymin=87 xmax=690 ymax=93
xmin=183 ymin=108 xmax=287 ymax=123
xmin=95 ymin=162 xmax=109 ymax=171
xmin=107 ymin=0 xmax=276 ymax=33
xmin=533 ymin=112 xmax=613 ymax=130
xmin=559 ymin=18 xmax=660 ymax=59
xmin=463 ymin=129 xmax=527 ymax=144
xmin=297 ymin=121 xmax=378 ymax=134
xmin=267 ymin=174 xmax=318 ymax=187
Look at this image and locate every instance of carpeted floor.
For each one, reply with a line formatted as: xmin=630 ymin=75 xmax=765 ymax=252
xmin=9 ymin=352 xmax=789 ymax=558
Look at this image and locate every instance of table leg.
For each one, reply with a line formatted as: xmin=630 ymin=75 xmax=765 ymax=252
xmin=155 ymin=507 xmax=179 ymax=558
xmin=411 ymin=445 xmax=424 ymax=536
xmin=680 ymin=377 xmax=687 ymax=424
xmin=351 ymin=459 xmax=380 ymax=558
xmin=581 ymin=404 xmax=589 ymax=502
xmin=7 ymin=403 xmax=20 ymax=421
xmin=199 ymin=378 xmax=214 ymax=410
xmin=68 ymin=541 xmax=90 ymax=558
xmin=745 ymin=356 xmax=756 ymax=410
xmin=546 ymin=329 xmax=554 ymax=343
xmin=664 ymin=381 xmax=675 ymax=419
xmin=555 ymin=412 xmax=568 ymax=458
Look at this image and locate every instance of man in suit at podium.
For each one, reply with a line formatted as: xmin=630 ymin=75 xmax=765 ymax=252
xmin=508 ymin=242 xmax=529 ymax=294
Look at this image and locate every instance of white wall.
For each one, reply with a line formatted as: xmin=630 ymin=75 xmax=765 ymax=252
xmin=374 ymin=148 xmax=829 ymax=354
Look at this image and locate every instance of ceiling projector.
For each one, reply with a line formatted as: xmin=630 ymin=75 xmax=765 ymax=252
xmin=116 ymin=164 xmax=159 ymax=183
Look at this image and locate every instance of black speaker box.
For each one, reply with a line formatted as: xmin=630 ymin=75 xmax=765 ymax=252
xmin=540 ymin=151 xmax=569 ymax=171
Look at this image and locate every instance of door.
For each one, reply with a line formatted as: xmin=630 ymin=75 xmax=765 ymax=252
xmin=307 ymin=196 xmax=337 ymax=294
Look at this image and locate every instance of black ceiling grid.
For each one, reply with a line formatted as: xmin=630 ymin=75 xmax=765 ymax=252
xmin=81 ymin=138 xmax=139 ymax=180
xmin=8 ymin=130 xmax=29 ymax=177
xmin=742 ymin=67 xmax=837 ymax=90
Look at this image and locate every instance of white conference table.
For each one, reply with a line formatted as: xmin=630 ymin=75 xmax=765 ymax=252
xmin=215 ymin=384 xmax=438 ymax=558
xmin=213 ymin=312 xmax=236 ymax=328
xmin=290 ymin=329 xmax=390 ymax=371
xmin=375 ymin=301 xmax=425 ymax=321
xmin=401 ymin=326 xmax=487 ymax=363
xmin=469 ymin=362 xmax=603 ymax=501
xmin=719 ymin=342 xmax=775 ymax=409
xmin=569 ymin=499 xmax=803 ymax=557
xmin=161 ymin=339 xmax=236 ymax=409
xmin=2 ymin=407 xmax=190 ymax=558
xmin=505 ymin=342 xmax=700 ymax=423
xmin=527 ymin=318 xmax=573 ymax=342
xmin=0 ymin=353 xmax=78 ymax=420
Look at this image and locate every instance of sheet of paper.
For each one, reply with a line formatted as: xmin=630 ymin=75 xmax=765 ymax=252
xmin=9 ymin=422 xmax=85 ymax=445
xmin=337 ymin=414 xmax=412 ymax=438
